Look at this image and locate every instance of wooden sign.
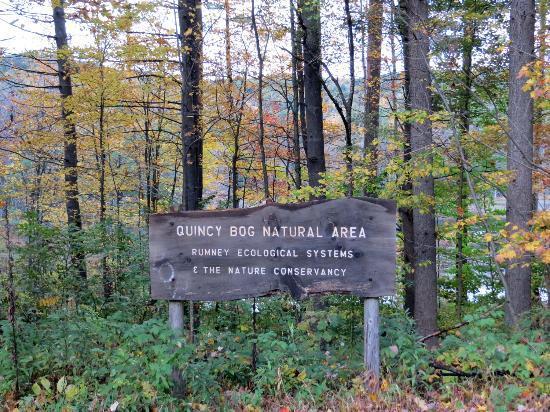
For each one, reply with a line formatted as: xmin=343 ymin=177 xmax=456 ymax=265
xmin=149 ymin=197 xmax=396 ymax=301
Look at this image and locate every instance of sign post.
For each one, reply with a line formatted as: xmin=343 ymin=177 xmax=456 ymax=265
xmin=149 ymin=197 xmax=396 ymax=378
xmin=364 ymin=298 xmax=380 ymax=377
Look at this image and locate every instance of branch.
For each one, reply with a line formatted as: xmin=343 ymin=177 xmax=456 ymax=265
xmin=418 ymin=304 xmax=502 ymax=342
xmin=321 ymin=78 xmax=348 ymax=134
xmin=429 ymin=361 xmax=509 ymax=378
xmin=320 ymin=60 xmax=347 ymax=110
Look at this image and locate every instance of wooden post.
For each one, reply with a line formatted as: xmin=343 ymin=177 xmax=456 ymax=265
xmin=364 ymin=298 xmax=380 ymax=378
xmin=169 ymin=301 xmax=185 ymax=398
xmin=169 ymin=301 xmax=184 ymax=334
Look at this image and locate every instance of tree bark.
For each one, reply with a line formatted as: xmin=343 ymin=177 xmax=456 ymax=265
xmin=178 ymin=0 xmax=203 ymax=211
xmin=406 ymin=0 xmax=438 ymax=344
xmin=505 ymin=0 xmax=535 ymax=325
xmin=52 ymin=1 xmax=87 ymax=283
xmin=363 ymin=0 xmax=384 ymax=181
xmin=397 ymin=0 xmax=415 ymax=317
xmin=297 ymin=0 xmax=325 ymax=188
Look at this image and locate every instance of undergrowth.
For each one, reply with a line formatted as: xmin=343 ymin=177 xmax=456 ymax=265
xmin=1 ymin=303 xmax=548 ymax=411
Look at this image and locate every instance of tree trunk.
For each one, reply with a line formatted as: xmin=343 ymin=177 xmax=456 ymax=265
xmin=3 ymin=200 xmax=20 ymax=398
xmin=455 ymin=165 xmax=466 ymax=319
xmin=397 ymin=0 xmax=415 ymax=317
xmin=152 ymin=143 xmax=160 ymax=212
xmin=296 ymin=23 xmax=308 ymax=158
xmin=297 ymin=0 xmax=325 ymax=188
xmin=406 ymin=0 xmax=438 ymax=344
xmin=290 ymin=0 xmax=302 ymax=189
xmin=145 ymin=116 xmax=152 ymax=218
xmin=224 ymin=0 xmax=239 ymax=208
xmin=505 ymin=0 xmax=535 ymax=325
xmin=178 ymin=0 xmax=204 ymax=345
xmin=389 ymin=2 xmax=399 ymax=133
xmin=455 ymin=2 xmax=476 ymax=319
xmin=536 ymin=0 xmax=547 ymax=305
xmin=97 ymin=76 xmax=112 ymax=301
xmin=29 ymin=161 xmax=45 ymax=221
xmin=178 ymin=0 xmax=203 ymax=211
xmin=344 ymin=0 xmax=355 ymax=196
xmin=52 ymin=1 xmax=87 ymax=284
xmin=363 ymin=0 xmax=384 ymax=181
xmin=251 ymin=0 xmax=270 ymax=200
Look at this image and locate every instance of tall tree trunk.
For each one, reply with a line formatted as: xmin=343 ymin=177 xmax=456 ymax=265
xmin=298 ymin=0 xmax=325 ymax=188
xmin=536 ymin=0 xmax=547 ymax=304
xmin=178 ymin=0 xmax=204 ymax=345
xmin=455 ymin=167 xmax=466 ymax=319
xmin=455 ymin=1 xmax=476 ymax=319
xmin=397 ymin=0 xmax=415 ymax=317
xmin=363 ymin=0 xmax=384 ymax=185
xmin=344 ymin=0 xmax=355 ymax=196
xmin=152 ymin=143 xmax=160 ymax=212
xmin=178 ymin=0 xmax=203 ymax=211
xmin=296 ymin=23 xmax=308 ymax=158
xmin=407 ymin=0 xmax=438 ymax=344
xmin=52 ymin=1 xmax=87 ymax=284
xmin=389 ymin=2 xmax=399 ymax=133
xmin=251 ymin=0 xmax=270 ymax=199
xmin=505 ymin=0 xmax=535 ymax=325
xmin=3 ymin=200 xmax=20 ymax=398
xmin=290 ymin=0 xmax=302 ymax=189
xmin=298 ymin=0 xmax=327 ymax=333
xmin=30 ymin=161 xmax=45 ymax=222
xmin=144 ymin=101 xmax=152 ymax=220
xmin=224 ymin=0 xmax=239 ymax=208
xmin=97 ymin=79 xmax=112 ymax=301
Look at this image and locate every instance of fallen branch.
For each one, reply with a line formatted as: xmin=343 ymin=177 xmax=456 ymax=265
xmin=429 ymin=361 xmax=481 ymax=377
xmin=429 ymin=361 xmax=509 ymax=378
xmin=418 ymin=304 xmax=503 ymax=342
xmin=419 ymin=320 xmax=470 ymax=343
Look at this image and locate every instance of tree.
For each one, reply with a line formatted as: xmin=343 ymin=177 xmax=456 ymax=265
xmin=290 ymin=0 xmax=302 ymax=189
xmin=297 ymin=0 xmax=325 ymax=188
xmin=397 ymin=0 xmax=415 ymax=317
xmin=223 ymin=0 xmax=249 ymax=207
xmin=406 ymin=0 xmax=438 ymax=343
xmin=251 ymin=0 xmax=270 ymax=200
xmin=454 ymin=0 xmax=477 ymax=319
xmin=363 ymin=0 xmax=384 ymax=186
xmin=320 ymin=0 xmax=355 ymax=196
xmin=505 ymin=0 xmax=535 ymax=325
xmin=52 ymin=0 xmax=87 ymax=284
xmin=178 ymin=0 xmax=203 ymax=211
xmin=174 ymin=0 xmax=205 ymax=352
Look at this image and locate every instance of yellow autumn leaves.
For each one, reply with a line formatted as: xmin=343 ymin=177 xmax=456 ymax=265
xmin=495 ymin=212 xmax=550 ymax=265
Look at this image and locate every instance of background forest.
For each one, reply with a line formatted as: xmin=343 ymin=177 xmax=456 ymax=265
xmin=0 ymin=0 xmax=548 ymax=410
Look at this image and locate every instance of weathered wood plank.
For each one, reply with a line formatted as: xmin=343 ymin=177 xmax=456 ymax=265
xmin=149 ymin=197 xmax=396 ymax=301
